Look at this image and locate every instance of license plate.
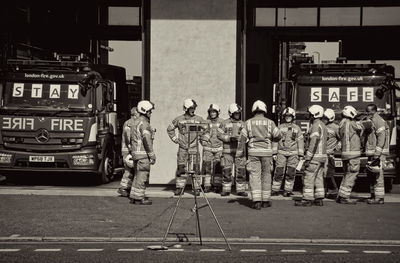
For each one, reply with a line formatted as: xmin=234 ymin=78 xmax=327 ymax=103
xmin=335 ymin=160 xmax=343 ymax=168
xmin=29 ymin=156 xmax=55 ymax=162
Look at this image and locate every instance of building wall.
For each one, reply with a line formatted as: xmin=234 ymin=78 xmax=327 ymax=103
xmin=150 ymin=0 xmax=237 ymax=184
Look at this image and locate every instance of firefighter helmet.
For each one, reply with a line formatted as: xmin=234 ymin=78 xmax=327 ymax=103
xmin=228 ymin=103 xmax=242 ymax=116
xmin=208 ymin=104 xmax=220 ymax=114
xmin=137 ymin=100 xmax=155 ymax=114
xmin=124 ymin=154 xmax=134 ymax=168
xmin=282 ymin=107 xmax=296 ymax=118
xmin=342 ymin=105 xmax=357 ymax=119
xmin=251 ymin=100 xmax=267 ymax=113
xmin=308 ymin=105 xmax=324 ymax=119
xmin=366 ymin=158 xmax=381 ymax=174
xmin=324 ymin=108 xmax=335 ymax=122
xmin=183 ymin=99 xmax=197 ymax=112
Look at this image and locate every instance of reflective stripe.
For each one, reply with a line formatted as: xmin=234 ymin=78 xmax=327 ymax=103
xmin=251 ymin=190 xmax=262 ymax=201
xmin=278 ymin=150 xmax=299 ymax=155
xmin=376 ymin=126 xmax=385 ymax=134
xmin=310 ymin=132 xmax=320 ymax=138
xmin=171 ymin=136 xmax=178 ymax=142
xmin=143 ymin=130 xmax=151 ymax=136
xmin=203 ymin=146 xmax=223 ymax=152
xmin=262 ymin=190 xmax=271 ymax=200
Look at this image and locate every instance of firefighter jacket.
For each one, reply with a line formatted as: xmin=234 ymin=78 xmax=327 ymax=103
xmin=305 ymin=118 xmax=327 ymax=162
xmin=236 ymin=115 xmax=281 ymax=157
xmin=121 ymin=117 xmax=138 ymax=159
xmin=365 ymin=113 xmax=390 ymax=157
xmin=275 ymin=122 xmax=304 ymax=157
xmin=167 ymin=114 xmax=208 ymax=149
xmin=339 ymin=118 xmax=363 ymax=160
xmin=217 ymin=118 xmax=244 ymax=154
xmin=326 ymin=122 xmax=341 ymax=155
xmin=201 ymin=117 xmax=224 ymax=152
xmin=128 ymin=115 xmax=156 ymax=161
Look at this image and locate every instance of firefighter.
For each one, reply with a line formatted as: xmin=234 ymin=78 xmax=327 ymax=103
xmin=117 ymin=107 xmax=139 ymax=197
xmin=321 ymin=108 xmax=340 ymax=199
xmin=336 ymin=105 xmax=363 ymax=205
xmin=271 ymin=107 xmax=304 ymax=197
xmin=129 ymin=100 xmax=156 ymax=205
xmin=201 ymin=104 xmax=224 ymax=193
xmin=365 ymin=104 xmax=389 ymax=205
xmin=236 ymin=100 xmax=281 ymax=210
xmin=295 ymin=105 xmax=327 ymax=207
xmin=217 ymin=103 xmax=248 ymax=197
xmin=167 ymin=99 xmax=206 ymax=196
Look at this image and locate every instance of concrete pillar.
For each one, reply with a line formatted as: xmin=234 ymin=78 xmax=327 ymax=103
xmin=150 ymin=0 xmax=237 ymax=184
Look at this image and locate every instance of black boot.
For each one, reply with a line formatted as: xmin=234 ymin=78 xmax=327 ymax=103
xmin=337 ymin=196 xmax=357 ymax=205
xmin=221 ymin=192 xmax=230 ymax=197
xmin=117 ymin=188 xmax=130 ymax=197
xmin=174 ymin=188 xmax=184 ymax=196
xmin=237 ymin=192 xmax=248 ymax=197
xmin=203 ymin=186 xmax=211 ymax=193
xmin=367 ymin=198 xmax=384 ymax=205
xmin=262 ymin=201 xmax=272 ymax=208
xmin=294 ymin=199 xmax=313 ymax=207
xmin=314 ymin=198 xmax=324 ymax=206
xmin=253 ymin=201 xmax=262 ymax=210
xmin=271 ymin=191 xmax=280 ymax=196
xmin=130 ymin=198 xmax=152 ymax=205
xmin=282 ymin=191 xmax=293 ymax=197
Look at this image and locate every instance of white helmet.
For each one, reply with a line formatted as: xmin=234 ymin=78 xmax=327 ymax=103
xmin=137 ymin=100 xmax=155 ymax=114
xmin=228 ymin=103 xmax=242 ymax=116
xmin=251 ymin=100 xmax=267 ymax=113
xmin=342 ymin=105 xmax=357 ymax=119
xmin=124 ymin=154 xmax=134 ymax=168
xmin=308 ymin=105 xmax=324 ymax=119
xmin=183 ymin=99 xmax=197 ymax=112
xmin=282 ymin=107 xmax=296 ymax=118
xmin=366 ymin=158 xmax=381 ymax=174
xmin=324 ymin=108 xmax=335 ymax=122
xmin=208 ymin=104 xmax=220 ymax=114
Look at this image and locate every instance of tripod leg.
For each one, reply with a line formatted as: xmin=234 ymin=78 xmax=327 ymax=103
xmin=199 ymin=186 xmax=232 ymax=251
xmin=191 ymin=173 xmax=203 ymax=246
xmin=161 ymin=179 xmax=186 ymax=247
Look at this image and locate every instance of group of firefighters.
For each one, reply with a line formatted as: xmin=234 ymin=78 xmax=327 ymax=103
xmin=116 ymin=98 xmax=389 ymax=210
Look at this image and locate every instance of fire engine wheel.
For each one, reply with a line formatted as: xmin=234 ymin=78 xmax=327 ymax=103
xmin=100 ymin=155 xmax=115 ymax=184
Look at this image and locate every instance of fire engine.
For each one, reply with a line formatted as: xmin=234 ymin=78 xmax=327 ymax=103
xmin=273 ymin=58 xmax=398 ymax=191
xmin=0 ymin=54 xmax=129 ymax=183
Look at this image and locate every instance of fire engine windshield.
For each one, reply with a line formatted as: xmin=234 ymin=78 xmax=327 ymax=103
xmin=2 ymin=82 xmax=91 ymax=111
xmin=295 ymin=85 xmax=391 ymax=114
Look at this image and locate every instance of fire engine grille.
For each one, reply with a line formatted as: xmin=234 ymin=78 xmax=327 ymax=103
xmin=1 ymin=131 xmax=85 ymax=152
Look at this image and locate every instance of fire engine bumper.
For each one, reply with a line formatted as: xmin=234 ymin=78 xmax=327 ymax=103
xmin=0 ymin=147 xmax=100 ymax=174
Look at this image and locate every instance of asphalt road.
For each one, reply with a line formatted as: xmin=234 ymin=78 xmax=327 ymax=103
xmin=1 ymin=243 xmax=400 ymax=263
xmin=1 ymin=175 xmax=400 ymax=262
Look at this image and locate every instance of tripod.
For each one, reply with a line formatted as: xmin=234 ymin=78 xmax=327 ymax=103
xmin=160 ymin=123 xmax=231 ymax=251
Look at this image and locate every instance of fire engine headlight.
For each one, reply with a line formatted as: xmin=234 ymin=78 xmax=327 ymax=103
xmin=0 ymin=153 xmax=12 ymax=164
xmin=72 ymin=154 xmax=95 ymax=166
xmin=383 ymin=158 xmax=395 ymax=170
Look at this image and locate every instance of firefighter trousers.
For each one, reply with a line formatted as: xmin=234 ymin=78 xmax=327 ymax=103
xmin=246 ymin=156 xmax=273 ymax=202
xmin=175 ymin=147 xmax=201 ymax=190
xmin=338 ymin=158 xmax=360 ymax=199
xmin=221 ymin=153 xmax=247 ymax=193
xmin=119 ymin=164 xmax=134 ymax=190
xmin=130 ymin=159 xmax=150 ymax=200
xmin=202 ymin=150 xmax=222 ymax=188
xmin=272 ymin=154 xmax=298 ymax=193
xmin=303 ymin=160 xmax=325 ymax=201
xmin=367 ymin=156 xmax=385 ymax=199
xmin=324 ymin=155 xmax=338 ymax=195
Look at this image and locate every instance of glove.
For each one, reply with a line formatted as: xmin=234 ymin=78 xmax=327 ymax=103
xmin=303 ymin=160 xmax=310 ymax=169
xmin=272 ymin=154 xmax=277 ymax=161
xmin=150 ymin=158 xmax=156 ymax=165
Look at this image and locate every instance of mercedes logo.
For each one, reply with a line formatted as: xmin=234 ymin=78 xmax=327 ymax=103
xmin=35 ymin=129 xmax=50 ymax=143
